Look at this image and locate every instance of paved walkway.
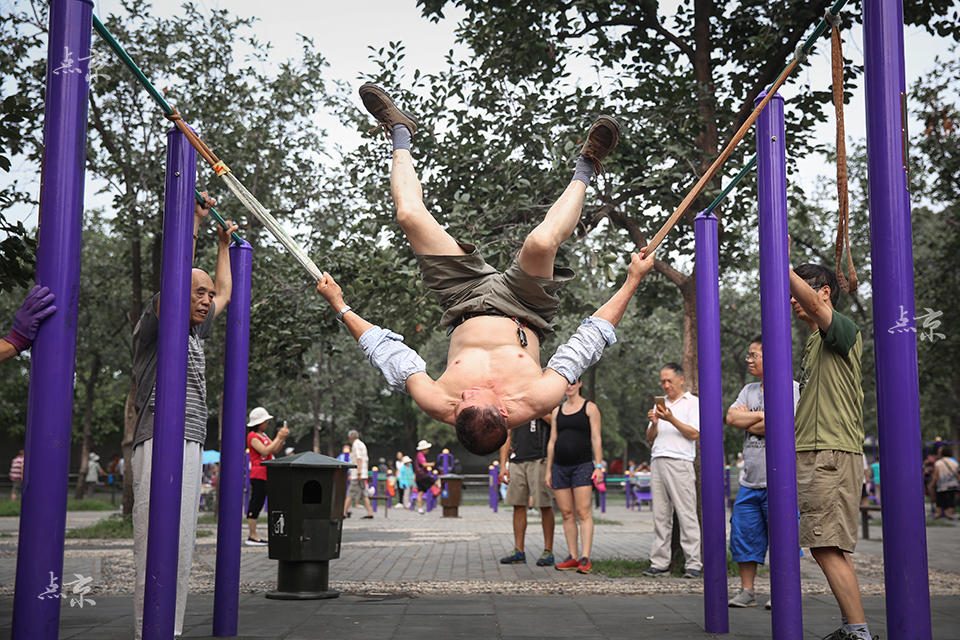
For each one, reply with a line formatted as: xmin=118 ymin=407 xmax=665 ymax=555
xmin=3 ymin=594 xmax=959 ymax=639
xmin=0 ymin=502 xmax=957 ymax=638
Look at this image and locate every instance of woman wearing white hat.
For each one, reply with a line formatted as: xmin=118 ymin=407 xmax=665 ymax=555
xmin=413 ymin=440 xmax=434 ymax=514
xmin=246 ymin=407 xmax=289 ymax=545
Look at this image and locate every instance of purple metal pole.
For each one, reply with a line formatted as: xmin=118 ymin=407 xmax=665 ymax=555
xmin=213 ymin=240 xmax=252 ymax=637
xmin=863 ymin=3 xmax=932 ymax=637
xmin=142 ymin=128 xmax=196 ymax=640
xmin=12 ymin=2 xmax=92 ymax=637
xmin=371 ymin=469 xmax=379 ymax=512
xmin=694 ymin=210 xmax=729 ymax=634
xmin=489 ymin=465 xmax=499 ymax=512
xmin=438 ymin=451 xmax=453 ymax=475
xmin=756 ymin=90 xmax=803 ymax=639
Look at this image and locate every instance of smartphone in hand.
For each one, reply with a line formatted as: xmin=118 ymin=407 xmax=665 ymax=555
xmin=654 ymin=396 xmax=667 ymax=412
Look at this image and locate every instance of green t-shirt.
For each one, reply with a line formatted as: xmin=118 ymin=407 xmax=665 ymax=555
xmin=794 ymin=310 xmax=864 ymax=453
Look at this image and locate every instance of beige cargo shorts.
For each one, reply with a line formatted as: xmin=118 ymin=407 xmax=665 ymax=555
xmin=797 ymin=449 xmax=862 ymax=553
xmin=506 ymin=459 xmax=553 ymax=508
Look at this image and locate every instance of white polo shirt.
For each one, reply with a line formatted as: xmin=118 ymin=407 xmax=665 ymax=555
xmin=350 ymin=438 xmax=369 ymax=480
xmin=648 ymin=392 xmax=700 ymax=462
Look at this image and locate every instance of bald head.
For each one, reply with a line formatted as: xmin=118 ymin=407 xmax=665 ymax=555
xmin=190 ymin=268 xmax=215 ymax=326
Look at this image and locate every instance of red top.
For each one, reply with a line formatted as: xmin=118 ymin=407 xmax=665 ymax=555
xmin=247 ymin=431 xmax=273 ymax=481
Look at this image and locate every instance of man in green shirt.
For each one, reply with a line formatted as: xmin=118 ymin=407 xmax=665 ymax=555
xmin=790 ymin=263 xmax=873 ymax=640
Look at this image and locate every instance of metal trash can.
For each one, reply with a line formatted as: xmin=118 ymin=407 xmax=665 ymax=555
xmin=440 ymin=474 xmax=464 ymax=518
xmin=262 ymin=452 xmax=354 ymax=600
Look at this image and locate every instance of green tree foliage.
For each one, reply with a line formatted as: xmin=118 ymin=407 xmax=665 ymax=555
xmin=912 ymin=46 xmax=960 ymax=444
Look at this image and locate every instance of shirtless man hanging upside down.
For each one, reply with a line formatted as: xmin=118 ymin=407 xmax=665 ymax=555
xmin=315 ymin=84 xmax=655 ymax=455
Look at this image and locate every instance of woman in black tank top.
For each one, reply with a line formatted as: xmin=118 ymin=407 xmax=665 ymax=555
xmin=545 ymin=379 xmax=603 ymax=574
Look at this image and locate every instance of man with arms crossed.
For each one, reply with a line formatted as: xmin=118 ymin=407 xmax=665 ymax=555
xmin=726 ymin=335 xmax=800 ymax=609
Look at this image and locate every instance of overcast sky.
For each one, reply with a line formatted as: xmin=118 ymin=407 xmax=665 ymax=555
xmin=3 ymin=0 xmax=953 ymax=229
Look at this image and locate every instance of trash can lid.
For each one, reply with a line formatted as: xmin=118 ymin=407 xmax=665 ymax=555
xmin=262 ymin=451 xmax=355 ymax=469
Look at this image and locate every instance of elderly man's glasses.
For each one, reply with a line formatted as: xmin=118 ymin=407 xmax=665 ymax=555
xmin=745 ymin=353 xmax=762 ymax=362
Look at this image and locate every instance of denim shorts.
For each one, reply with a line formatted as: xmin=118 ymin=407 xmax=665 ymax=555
xmin=730 ymin=486 xmax=769 ymax=564
xmin=551 ymin=461 xmax=594 ymax=489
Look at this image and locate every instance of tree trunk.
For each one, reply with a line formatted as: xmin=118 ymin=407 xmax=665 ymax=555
xmin=74 ymin=353 xmax=102 ymax=500
xmin=123 ymin=220 xmax=144 ymax=518
xmin=122 ymin=383 xmax=137 ymax=516
xmin=681 ymin=278 xmax=698 ymax=393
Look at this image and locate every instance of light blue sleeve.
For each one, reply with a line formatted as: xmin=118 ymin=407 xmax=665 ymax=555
xmin=358 ymin=326 xmax=427 ymax=394
xmin=545 ymin=317 xmax=618 ymax=384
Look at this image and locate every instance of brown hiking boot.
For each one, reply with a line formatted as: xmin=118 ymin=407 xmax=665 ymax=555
xmin=359 ymin=83 xmax=419 ymax=135
xmin=580 ymin=115 xmax=621 ymax=172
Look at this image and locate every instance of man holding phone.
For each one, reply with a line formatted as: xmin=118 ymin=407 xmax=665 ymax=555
xmin=643 ymin=362 xmax=702 ymax=578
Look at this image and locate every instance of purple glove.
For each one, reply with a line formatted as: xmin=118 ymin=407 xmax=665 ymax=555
xmin=5 ymin=285 xmax=56 ymax=353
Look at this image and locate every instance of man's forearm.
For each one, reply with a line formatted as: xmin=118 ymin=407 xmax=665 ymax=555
xmin=0 ymin=339 xmax=17 ymax=363
xmin=214 ymin=242 xmax=232 ymax=301
xmin=646 ymin=424 xmax=658 ymax=445
xmin=341 ymin=308 xmax=376 ymax=341
xmin=726 ymin=410 xmax=764 ymax=429
xmin=593 ymin=277 xmax=640 ymax=327
xmin=498 ymin=433 xmax=511 ymax=469
xmin=671 ymin=419 xmax=699 ymax=441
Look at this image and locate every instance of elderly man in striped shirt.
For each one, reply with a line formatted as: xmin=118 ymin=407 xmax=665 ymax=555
xmin=130 ymin=193 xmax=237 ymax=639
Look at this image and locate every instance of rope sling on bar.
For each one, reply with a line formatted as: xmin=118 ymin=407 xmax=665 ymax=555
xmin=92 ymin=15 xmax=324 ymax=282
xmin=645 ymin=0 xmax=851 ymax=253
xmin=829 ymin=11 xmax=858 ymax=294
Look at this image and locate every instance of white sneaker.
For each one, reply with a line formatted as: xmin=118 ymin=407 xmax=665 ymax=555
xmin=417 ymin=507 xmax=425 ymax=514
xmin=728 ymin=589 xmax=757 ymax=608
xmin=245 ymin=538 xmax=268 ymax=547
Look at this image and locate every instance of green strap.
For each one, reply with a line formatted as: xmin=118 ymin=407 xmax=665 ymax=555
xmin=194 ymin=190 xmax=244 ymax=244
xmin=93 ymin=15 xmax=244 ymax=243
xmin=705 ymin=155 xmax=757 ymax=214
xmin=92 ymin=15 xmax=174 ymax=116
xmin=703 ymin=0 xmax=849 ymax=214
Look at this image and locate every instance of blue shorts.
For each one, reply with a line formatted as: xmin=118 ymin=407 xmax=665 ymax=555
xmin=730 ymin=485 xmax=769 ymax=564
xmin=552 ymin=461 xmax=593 ymax=489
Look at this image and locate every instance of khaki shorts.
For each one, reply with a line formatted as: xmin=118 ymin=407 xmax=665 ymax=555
xmin=797 ymin=450 xmax=862 ymax=553
xmin=416 ymin=242 xmax=574 ymax=335
xmin=348 ymin=478 xmax=367 ymax=502
xmin=506 ymin=459 xmax=553 ymax=508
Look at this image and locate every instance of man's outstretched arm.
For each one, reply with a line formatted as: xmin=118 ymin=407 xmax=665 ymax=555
xmin=316 ymin=273 xmax=450 ymax=421
xmin=530 ymin=251 xmax=655 ymax=414
xmin=592 ymin=250 xmax=655 ymax=327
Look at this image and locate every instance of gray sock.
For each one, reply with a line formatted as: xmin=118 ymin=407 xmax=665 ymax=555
xmin=391 ymin=124 xmax=411 ymax=151
xmin=572 ymin=155 xmax=595 ymax=185
xmin=842 ymin=623 xmax=871 ymax=639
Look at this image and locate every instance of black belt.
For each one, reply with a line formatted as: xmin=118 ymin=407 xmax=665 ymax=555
xmin=448 ymin=311 xmax=543 ymax=346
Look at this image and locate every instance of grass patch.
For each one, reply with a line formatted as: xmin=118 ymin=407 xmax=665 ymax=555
xmin=0 ymin=497 xmax=118 ymax=517
xmin=927 ymin=517 xmax=956 ymax=527
xmin=592 ymin=553 xmax=742 ymax=579
xmin=66 ymin=514 xmax=132 ymax=539
xmin=65 ymin=514 xmax=214 ymax=539
xmin=592 ymin=517 xmax=622 ymax=526
xmin=197 ymin=513 xmax=218 ymax=525
xmin=591 ymin=558 xmax=654 ymax=578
